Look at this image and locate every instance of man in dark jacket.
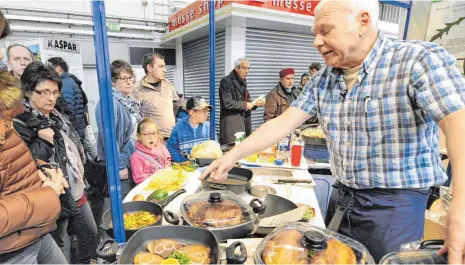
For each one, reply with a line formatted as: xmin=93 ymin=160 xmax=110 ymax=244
xmin=219 ymin=58 xmax=264 ymax=144
xmin=47 ymin=57 xmax=87 ymax=140
xmin=264 ymin=68 xmax=300 ymax=122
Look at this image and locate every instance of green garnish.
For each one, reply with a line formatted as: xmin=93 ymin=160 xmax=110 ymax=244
xmin=302 ymin=208 xmax=315 ymax=220
xmin=168 ymin=251 xmax=190 ymax=264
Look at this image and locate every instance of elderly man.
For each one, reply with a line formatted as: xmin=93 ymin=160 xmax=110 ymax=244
xmin=133 ymin=53 xmax=179 ymax=139
xmin=264 ymin=68 xmax=300 ymax=122
xmin=219 ymin=58 xmax=265 ymax=144
xmin=6 ymin=44 xmax=33 ymax=78
xmin=202 ymin=0 xmax=465 ymax=263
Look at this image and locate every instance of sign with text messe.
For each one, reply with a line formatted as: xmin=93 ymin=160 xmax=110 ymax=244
xmin=169 ymin=0 xmax=320 ymax=31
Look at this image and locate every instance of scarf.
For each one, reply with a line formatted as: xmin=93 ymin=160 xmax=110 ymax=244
xmin=112 ymin=88 xmax=141 ymax=117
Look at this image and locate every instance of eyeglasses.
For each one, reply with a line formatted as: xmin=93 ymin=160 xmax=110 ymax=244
xmin=117 ymin=76 xmax=135 ymax=82
xmin=33 ymin=89 xmax=62 ymax=98
xmin=140 ymin=132 xmax=159 ymax=137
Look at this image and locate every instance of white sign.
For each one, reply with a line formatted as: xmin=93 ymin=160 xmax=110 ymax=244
xmin=44 ymin=38 xmax=80 ymax=53
xmin=426 ymin=0 xmax=465 ymax=75
xmin=41 ymin=38 xmax=85 ymax=85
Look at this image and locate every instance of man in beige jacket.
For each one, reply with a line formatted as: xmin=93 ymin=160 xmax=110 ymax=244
xmin=133 ymin=53 xmax=179 ymax=139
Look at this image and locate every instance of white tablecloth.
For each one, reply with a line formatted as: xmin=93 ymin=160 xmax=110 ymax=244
xmin=123 ymin=168 xmax=325 ymax=229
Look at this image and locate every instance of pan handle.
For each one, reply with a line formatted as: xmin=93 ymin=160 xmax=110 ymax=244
xmin=420 ymin=240 xmax=444 ymax=249
xmin=96 ymin=238 xmax=117 ymax=262
xmin=163 ymin=210 xmax=180 ymax=225
xmin=250 ymin=198 xmax=266 ymax=215
xmin=209 ymin=184 xmax=227 ymax=190
xmin=226 ymin=241 xmax=247 ymax=264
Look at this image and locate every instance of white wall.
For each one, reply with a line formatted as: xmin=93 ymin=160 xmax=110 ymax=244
xmin=225 ymin=26 xmax=246 ymax=75
xmin=406 ymin=1 xmax=433 ymax=41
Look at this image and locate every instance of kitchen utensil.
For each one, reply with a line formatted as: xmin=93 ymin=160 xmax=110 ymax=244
xmin=100 ymin=189 xmax=186 ymax=240
xmin=165 ymin=190 xmax=266 ymax=242
xmin=271 ymin=179 xmax=313 ymax=184
xmin=300 ymin=124 xmax=327 ymax=146
xmin=258 ymin=206 xmax=308 ymax=227
xmin=253 ymin=222 xmax=375 ymax=264
xmin=248 ymin=185 xmax=277 ymax=198
xmin=254 ymin=194 xmax=298 ymax=236
xmin=202 ymin=167 xmax=253 ymax=194
xmin=379 ymin=240 xmax=447 ymax=264
xmin=97 ymin=225 xmax=247 ymax=264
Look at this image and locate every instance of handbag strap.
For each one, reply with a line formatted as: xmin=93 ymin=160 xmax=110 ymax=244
xmin=135 ymin=149 xmax=164 ymax=169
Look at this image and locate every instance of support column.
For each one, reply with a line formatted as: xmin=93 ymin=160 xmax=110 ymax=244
xmin=174 ymin=41 xmax=184 ymax=94
xmin=225 ymin=26 xmax=246 ymax=75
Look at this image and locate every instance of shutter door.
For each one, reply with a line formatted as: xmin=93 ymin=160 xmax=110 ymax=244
xmin=245 ymin=28 xmax=325 ymax=130
xmin=165 ymin=65 xmax=175 ymax=85
xmin=182 ymin=31 xmax=225 ymax=132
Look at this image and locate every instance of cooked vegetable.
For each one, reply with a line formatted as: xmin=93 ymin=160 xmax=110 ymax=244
xmin=147 ymin=189 xmax=169 ymax=202
xmin=123 ymin=211 xmax=159 ymax=230
xmin=168 ymin=251 xmax=190 ymax=264
xmin=302 ymin=128 xmax=325 ymax=139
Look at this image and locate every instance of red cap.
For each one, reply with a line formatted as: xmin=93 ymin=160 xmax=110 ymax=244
xmin=279 ymin=68 xmax=295 ymax=78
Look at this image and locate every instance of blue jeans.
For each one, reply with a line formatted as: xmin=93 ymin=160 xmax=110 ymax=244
xmin=0 ymin=234 xmax=68 ymax=264
xmin=326 ymin=182 xmax=430 ymax=263
xmin=51 ymin=201 xmax=97 ymax=264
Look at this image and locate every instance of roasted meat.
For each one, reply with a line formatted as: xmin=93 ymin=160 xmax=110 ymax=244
xmin=186 ymin=244 xmax=211 ymax=264
xmin=262 ymin=229 xmax=310 ymax=264
xmin=147 ymin=239 xmax=181 ymax=258
xmin=262 ymin=229 xmax=357 ymax=265
xmin=310 ymin=238 xmax=356 ymax=264
xmin=134 ymin=252 xmax=165 ymax=264
xmin=187 ymin=200 xmax=243 ymax=227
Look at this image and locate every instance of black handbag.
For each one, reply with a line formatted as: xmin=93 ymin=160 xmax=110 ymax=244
xmin=84 ymin=158 xmax=108 ymax=197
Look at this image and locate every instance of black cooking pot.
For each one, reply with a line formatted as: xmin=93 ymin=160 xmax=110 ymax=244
xmin=202 ymin=167 xmax=253 ymax=194
xmin=100 ymin=189 xmax=185 ymax=240
xmin=165 ymin=191 xmax=266 ymax=242
xmin=96 ymin=226 xmax=247 ymax=264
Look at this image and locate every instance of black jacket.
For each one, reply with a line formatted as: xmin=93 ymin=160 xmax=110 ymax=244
xmin=219 ymin=70 xmax=255 ymax=144
xmin=13 ymin=109 xmax=82 ymax=219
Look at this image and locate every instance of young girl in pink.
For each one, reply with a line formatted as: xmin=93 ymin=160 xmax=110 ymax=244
xmin=130 ymin=118 xmax=172 ymax=184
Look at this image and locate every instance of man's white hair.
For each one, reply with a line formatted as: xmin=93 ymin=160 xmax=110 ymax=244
xmin=315 ymin=0 xmax=379 ymax=29
xmin=234 ymin=58 xmax=249 ymax=69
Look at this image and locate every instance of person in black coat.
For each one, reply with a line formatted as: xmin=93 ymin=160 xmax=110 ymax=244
xmin=219 ymin=58 xmax=264 ymax=144
xmin=47 ymin=57 xmax=87 ymax=140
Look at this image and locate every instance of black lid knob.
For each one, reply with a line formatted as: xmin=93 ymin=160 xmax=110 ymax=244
xmin=301 ymin=230 xmax=327 ymax=252
xmin=208 ymin=192 xmax=222 ymax=203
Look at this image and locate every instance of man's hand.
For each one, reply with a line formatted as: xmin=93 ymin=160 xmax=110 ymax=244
xmin=200 ymin=151 xmax=239 ymax=181
xmin=246 ymin=102 xmax=254 ymax=111
xmin=438 ymin=199 xmax=465 ymax=264
xmin=42 ymin=167 xmax=69 ymax=189
xmin=120 ymin=168 xmax=129 ymax=180
xmin=38 ymin=128 xmax=55 ymax=144
xmin=42 ymin=179 xmax=64 ymax=195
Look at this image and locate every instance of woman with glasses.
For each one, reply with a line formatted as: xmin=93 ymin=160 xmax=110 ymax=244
xmin=96 ymin=59 xmax=142 ymax=198
xmin=13 ymin=61 xmax=97 ymax=264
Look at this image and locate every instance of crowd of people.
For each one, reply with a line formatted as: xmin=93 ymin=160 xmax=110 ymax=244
xmin=2 ymin=0 xmax=465 ymax=263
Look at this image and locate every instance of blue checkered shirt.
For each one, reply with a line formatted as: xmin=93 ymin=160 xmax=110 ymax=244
xmin=292 ymin=35 xmax=465 ymax=189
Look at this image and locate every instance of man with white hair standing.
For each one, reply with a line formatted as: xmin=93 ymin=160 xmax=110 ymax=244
xmin=219 ymin=58 xmax=265 ymax=144
xmin=202 ymin=0 xmax=465 ymax=263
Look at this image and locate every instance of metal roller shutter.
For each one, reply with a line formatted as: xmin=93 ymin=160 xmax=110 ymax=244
xmin=245 ymin=28 xmax=325 ymax=130
xmin=165 ymin=65 xmax=175 ymax=84
xmin=182 ymin=31 xmax=225 ymax=132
